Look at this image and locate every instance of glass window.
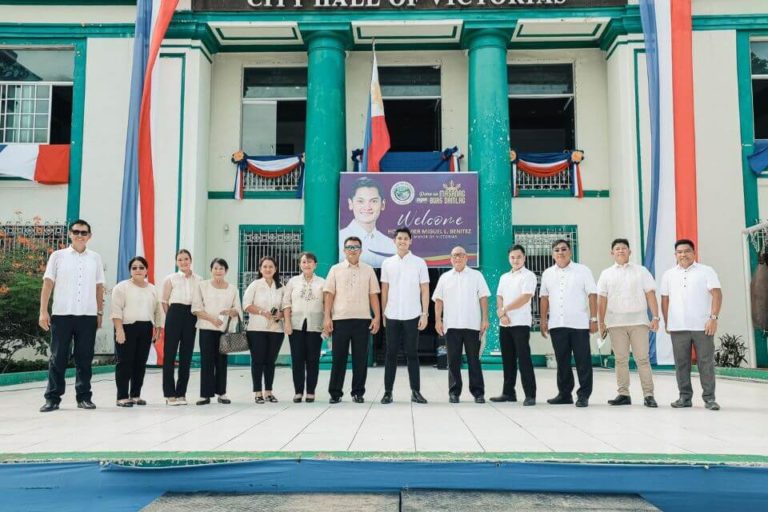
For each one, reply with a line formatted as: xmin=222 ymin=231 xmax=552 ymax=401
xmin=0 ymin=49 xmax=74 ymax=82
xmin=508 ymin=64 xmax=574 ymax=96
xmin=379 ymin=66 xmax=441 ymax=151
xmin=752 ymin=42 xmax=768 ymax=140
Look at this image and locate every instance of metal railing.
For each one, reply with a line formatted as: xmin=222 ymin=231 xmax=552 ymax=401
xmin=0 ymin=221 xmax=67 ymax=257
xmin=515 ymin=167 xmax=572 ymax=192
xmin=243 ymin=167 xmax=302 ymax=192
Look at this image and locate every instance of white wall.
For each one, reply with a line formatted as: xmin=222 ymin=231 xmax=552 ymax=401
xmin=0 ymin=5 xmax=136 ymax=23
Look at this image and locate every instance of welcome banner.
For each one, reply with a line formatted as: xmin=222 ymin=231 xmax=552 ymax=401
xmin=338 ymin=172 xmax=478 ymax=268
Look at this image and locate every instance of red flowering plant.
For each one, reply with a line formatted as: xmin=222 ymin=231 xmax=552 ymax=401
xmin=0 ymin=218 xmax=63 ymax=372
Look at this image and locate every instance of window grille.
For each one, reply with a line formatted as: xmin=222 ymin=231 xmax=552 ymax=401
xmin=238 ymin=227 xmax=304 ymax=297
xmin=0 ymin=221 xmax=68 ymax=259
xmin=0 ymin=82 xmax=52 ymax=143
xmin=242 ymin=166 xmax=302 ymax=193
xmin=511 ymin=225 xmax=579 ymax=329
xmin=514 ymin=165 xmax=572 ymax=192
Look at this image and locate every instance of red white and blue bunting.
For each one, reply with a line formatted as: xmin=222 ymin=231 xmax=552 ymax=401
xmin=510 ymin=150 xmax=585 ymax=198
xmin=231 ymin=151 xmax=305 ymax=200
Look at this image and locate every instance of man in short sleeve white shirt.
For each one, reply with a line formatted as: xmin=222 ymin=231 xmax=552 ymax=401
xmin=660 ymin=239 xmax=723 ymax=411
xmin=539 ymin=238 xmax=598 ymax=408
xmin=491 ymin=245 xmax=538 ymax=406
xmin=38 ymin=220 xmax=105 ymax=412
xmin=433 ymin=246 xmax=491 ymax=403
xmin=597 ymin=238 xmax=660 ymax=408
xmin=380 ymin=227 xmax=430 ymax=405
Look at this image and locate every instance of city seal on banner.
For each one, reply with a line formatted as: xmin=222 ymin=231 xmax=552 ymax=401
xmin=391 ymin=181 xmax=416 ymax=206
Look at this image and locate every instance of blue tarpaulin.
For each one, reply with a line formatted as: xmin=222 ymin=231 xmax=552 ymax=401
xmin=748 ymin=140 xmax=768 ymax=175
xmin=351 ymin=147 xmax=461 ymax=173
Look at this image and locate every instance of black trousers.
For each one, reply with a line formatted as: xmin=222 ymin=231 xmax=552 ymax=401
xmin=384 ymin=317 xmax=420 ymax=393
xmin=499 ymin=326 xmax=537 ymax=399
xmin=114 ymin=321 xmax=153 ymax=400
xmin=199 ymin=329 xmax=227 ymax=398
xmin=44 ymin=315 xmax=97 ymax=403
xmin=550 ymin=327 xmax=592 ymax=399
xmin=246 ymin=331 xmax=284 ymax=392
xmin=328 ymin=319 xmax=369 ymax=399
xmin=288 ymin=323 xmax=322 ymax=395
xmin=446 ymin=328 xmax=485 ymax=397
xmin=162 ymin=304 xmax=196 ymax=398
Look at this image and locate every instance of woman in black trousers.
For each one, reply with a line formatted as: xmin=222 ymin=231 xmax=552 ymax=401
xmin=111 ymin=256 xmax=163 ymax=407
xmin=242 ymin=256 xmax=285 ymax=404
xmin=282 ymin=252 xmax=326 ymax=403
xmin=161 ymin=249 xmax=201 ymax=406
xmin=191 ymin=258 xmax=241 ymax=405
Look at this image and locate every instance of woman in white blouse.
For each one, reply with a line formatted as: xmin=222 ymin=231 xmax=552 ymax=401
xmin=191 ymin=258 xmax=242 ymax=406
xmin=242 ymin=256 xmax=284 ymax=404
xmin=161 ymin=249 xmax=201 ymax=406
xmin=282 ymin=252 xmax=326 ymax=403
xmin=110 ymin=256 xmax=163 ymax=407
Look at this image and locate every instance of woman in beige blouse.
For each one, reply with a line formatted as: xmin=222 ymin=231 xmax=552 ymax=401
xmin=191 ymin=258 xmax=242 ymax=405
xmin=111 ymin=256 xmax=163 ymax=407
xmin=242 ymin=256 xmax=284 ymax=404
xmin=283 ymin=252 xmax=326 ymax=403
xmin=161 ymin=249 xmax=201 ymax=406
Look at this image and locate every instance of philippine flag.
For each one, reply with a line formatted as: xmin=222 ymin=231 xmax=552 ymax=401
xmin=360 ymin=50 xmax=390 ymax=172
xmin=640 ymin=0 xmax=698 ymax=365
xmin=0 ymin=144 xmax=69 ymax=184
xmin=117 ymin=0 xmax=178 ymax=284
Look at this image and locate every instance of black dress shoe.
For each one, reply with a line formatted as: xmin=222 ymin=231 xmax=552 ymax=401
xmin=411 ymin=390 xmax=428 ymax=404
xmin=196 ymin=398 xmax=211 ymax=406
xmin=39 ymin=400 xmax=59 ymax=413
xmin=670 ymin=398 xmax=692 ymax=408
xmin=489 ymin=394 xmax=512 ymax=403
xmin=575 ymin=397 xmax=589 ymax=408
xmin=217 ymin=396 xmax=231 ymax=404
xmin=474 ymin=396 xmax=486 ymax=404
xmin=449 ymin=394 xmax=460 ymax=403
xmin=293 ymin=395 xmax=303 ymax=403
xmin=352 ymin=395 xmax=365 ymax=404
xmin=329 ymin=396 xmax=341 ymax=404
xmin=381 ymin=392 xmax=393 ymax=404
xmin=644 ymin=396 xmax=658 ymax=408
xmin=116 ymin=400 xmax=133 ymax=408
xmin=77 ymin=400 xmax=96 ymax=410
xmin=523 ymin=398 xmax=536 ymax=406
xmin=547 ymin=394 xmax=573 ymax=405
xmin=305 ymin=396 xmax=315 ymax=403
xmin=608 ymin=395 xmax=632 ymax=406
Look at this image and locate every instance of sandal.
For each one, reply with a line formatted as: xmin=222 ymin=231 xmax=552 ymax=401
xmin=305 ymin=395 xmax=315 ymax=403
xmin=132 ymin=398 xmax=147 ymax=406
xmin=255 ymin=395 xmax=265 ymax=405
xmin=116 ymin=400 xmax=133 ymax=408
xmin=293 ymin=394 xmax=303 ymax=403
xmin=266 ymin=394 xmax=279 ymax=403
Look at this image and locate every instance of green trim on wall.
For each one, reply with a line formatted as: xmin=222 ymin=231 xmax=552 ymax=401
xmin=515 ymin=189 xmax=609 ymax=198
xmin=214 ymin=25 xmax=300 ymax=42
xmin=693 ymin=15 xmax=768 ymax=32
xmin=0 ymin=23 xmax=134 ymax=38
xmin=354 ymin=25 xmax=459 ymax=42
xmin=0 ymin=0 xmax=134 ymax=4
xmin=161 ymin=43 xmax=212 ymax=64
xmin=208 ymin=191 xmax=300 ymax=200
xmin=68 ymin=39 xmax=87 ymax=223
xmin=515 ymin=22 xmax=602 ymax=40
xmin=633 ymin=47 xmax=646 ymax=261
xmin=160 ymin=53 xmax=187 ymax=255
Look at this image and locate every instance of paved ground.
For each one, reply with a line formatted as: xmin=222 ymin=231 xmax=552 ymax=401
xmin=0 ymin=366 xmax=766 ymax=456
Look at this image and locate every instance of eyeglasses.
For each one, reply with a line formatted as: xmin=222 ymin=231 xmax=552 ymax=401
xmin=131 ymin=266 xmax=146 ymax=271
xmin=70 ymin=229 xmax=90 ymax=236
xmin=344 ymin=246 xmax=362 ymax=251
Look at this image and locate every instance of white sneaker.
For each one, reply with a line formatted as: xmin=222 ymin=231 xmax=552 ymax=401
xmin=176 ymin=396 xmax=187 ymax=406
xmin=166 ymin=397 xmax=178 ymax=406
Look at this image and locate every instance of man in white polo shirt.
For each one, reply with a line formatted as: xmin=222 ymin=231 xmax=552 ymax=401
xmin=380 ymin=227 xmax=430 ymax=405
xmin=492 ymin=244 xmax=538 ymax=406
xmin=433 ymin=246 xmax=490 ymax=404
xmin=597 ymin=238 xmax=659 ymax=408
xmin=38 ymin=219 xmax=105 ymax=412
xmin=660 ymin=239 xmax=722 ymax=411
xmin=540 ymin=238 xmax=598 ymax=408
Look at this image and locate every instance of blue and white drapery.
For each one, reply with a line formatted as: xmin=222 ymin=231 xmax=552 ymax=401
xmin=351 ymin=147 xmax=463 ymax=173
xmin=231 ymin=152 xmax=305 ymax=199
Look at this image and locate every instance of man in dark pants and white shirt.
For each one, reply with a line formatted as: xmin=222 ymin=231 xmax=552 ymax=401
xmin=540 ymin=239 xmax=598 ymax=408
xmin=433 ymin=246 xmax=491 ymax=404
xmin=38 ymin=219 xmax=105 ymax=412
xmin=380 ymin=227 xmax=430 ymax=404
xmin=660 ymin=239 xmax=722 ymax=411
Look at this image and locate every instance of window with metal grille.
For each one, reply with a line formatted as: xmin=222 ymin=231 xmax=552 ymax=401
xmin=241 ymin=68 xmax=306 ymax=192
xmin=238 ymin=226 xmax=304 ymax=302
xmin=752 ymin=41 xmax=768 ymax=140
xmin=511 ymin=225 xmax=578 ymax=330
xmin=509 ymin=64 xmax=575 ymax=192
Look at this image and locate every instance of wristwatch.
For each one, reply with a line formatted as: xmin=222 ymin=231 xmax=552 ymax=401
xmin=652 ymin=316 xmax=660 ymax=321
xmin=709 ymin=314 xmax=719 ymax=320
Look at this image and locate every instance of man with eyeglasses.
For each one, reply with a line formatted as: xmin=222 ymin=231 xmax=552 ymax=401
xmin=660 ymin=239 xmax=722 ymax=411
xmin=540 ymin=239 xmax=597 ymax=408
xmin=433 ymin=246 xmax=490 ymax=403
xmin=324 ymin=236 xmax=381 ymax=404
xmin=38 ymin=219 xmax=105 ymax=412
xmin=597 ymin=239 xmax=659 ymax=408
xmin=338 ymin=177 xmax=396 ymax=267
xmin=380 ymin=227 xmax=430 ymax=405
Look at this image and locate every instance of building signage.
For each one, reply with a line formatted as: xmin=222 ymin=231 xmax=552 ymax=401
xmin=193 ymin=0 xmax=626 ymax=11
xmin=338 ymin=172 xmax=478 ymax=268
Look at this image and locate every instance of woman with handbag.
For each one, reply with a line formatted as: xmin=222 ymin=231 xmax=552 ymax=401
xmin=191 ymin=258 xmax=241 ymax=405
xmin=242 ymin=256 xmax=284 ymax=404
xmin=282 ymin=252 xmax=326 ymax=403
xmin=160 ymin=249 xmax=201 ymax=406
xmin=110 ymin=256 xmax=163 ymax=407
